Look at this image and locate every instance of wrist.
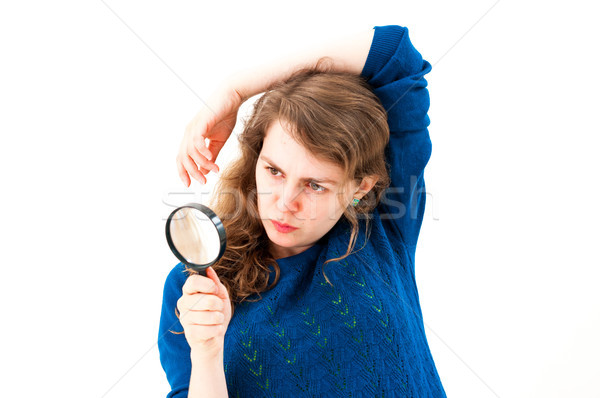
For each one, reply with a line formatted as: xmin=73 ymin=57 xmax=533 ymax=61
xmin=189 ymin=347 xmax=228 ymax=398
xmin=190 ymin=344 xmax=224 ymax=364
xmin=225 ymin=68 xmax=265 ymax=102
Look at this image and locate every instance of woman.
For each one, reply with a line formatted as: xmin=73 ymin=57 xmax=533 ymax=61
xmin=159 ymin=25 xmax=446 ymax=397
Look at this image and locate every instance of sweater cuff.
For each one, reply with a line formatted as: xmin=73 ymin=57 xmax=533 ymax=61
xmin=361 ymin=25 xmax=406 ymax=80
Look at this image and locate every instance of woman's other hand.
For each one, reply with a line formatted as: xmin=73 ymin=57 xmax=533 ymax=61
xmin=177 ymin=267 xmax=233 ymax=360
xmin=177 ymin=85 xmax=243 ymax=187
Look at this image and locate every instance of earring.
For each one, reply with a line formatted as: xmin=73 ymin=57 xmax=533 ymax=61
xmin=352 ymin=198 xmax=360 ymax=207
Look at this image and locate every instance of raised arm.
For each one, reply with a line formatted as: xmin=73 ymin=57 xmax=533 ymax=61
xmin=176 ymin=29 xmax=375 ymax=187
xmin=228 ymin=29 xmax=375 ymax=101
xmin=359 ymin=25 xmax=433 ymax=264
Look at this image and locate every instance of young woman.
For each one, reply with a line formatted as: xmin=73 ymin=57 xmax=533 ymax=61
xmin=158 ymin=25 xmax=446 ymax=397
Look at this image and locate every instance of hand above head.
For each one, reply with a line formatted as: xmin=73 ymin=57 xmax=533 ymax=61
xmin=176 ymin=29 xmax=374 ymax=188
xmin=177 ymin=266 xmax=233 ymax=360
xmin=177 ymin=85 xmax=243 ymax=187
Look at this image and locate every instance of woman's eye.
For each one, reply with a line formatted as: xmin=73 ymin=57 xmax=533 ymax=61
xmin=267 ymin=167 xmax=281 ymax=177
xmin=309 ymin=182 xmax=325 ymax=193
xmin=266 ymin=167 xmax=325 ymax=193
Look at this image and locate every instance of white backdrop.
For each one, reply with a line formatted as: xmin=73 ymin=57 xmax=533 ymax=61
xmin=1 ymin=1 xmax=598 ymax=397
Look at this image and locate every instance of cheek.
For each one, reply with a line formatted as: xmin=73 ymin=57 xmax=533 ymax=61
xmin=255 ymin=170 xmax=267 ymax=192
xmin=254 ymin=170 xmax=264 ymax=210
xmin=255 ymin=173 xmax=275 ymax=209
xmin=304 ymin=195 xmax=340 ymax=223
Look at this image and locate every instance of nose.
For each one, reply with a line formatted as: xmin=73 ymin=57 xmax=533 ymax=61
xmin=276 ymin=183 xmax=301 ymax=213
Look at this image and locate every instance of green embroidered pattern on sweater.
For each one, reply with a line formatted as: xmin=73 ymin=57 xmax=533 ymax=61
xmin=333 ymin=251 xmax=410 ymax=393
xmin=234 ymin=305 xmax=270 ymax=392
xmin=266 ymin=300 xmax=310 ymax=392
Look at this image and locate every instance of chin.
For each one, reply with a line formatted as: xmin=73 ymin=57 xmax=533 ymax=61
xmin=265 ymin=225 xmax=297 ymax=246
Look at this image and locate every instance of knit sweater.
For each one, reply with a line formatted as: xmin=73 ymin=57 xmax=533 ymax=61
xmin=158 ymin=25 xmax=446 ymax=397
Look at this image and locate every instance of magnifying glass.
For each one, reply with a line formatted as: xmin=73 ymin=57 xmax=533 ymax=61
xmin=165 ymin=203 xmax=227 ymax=276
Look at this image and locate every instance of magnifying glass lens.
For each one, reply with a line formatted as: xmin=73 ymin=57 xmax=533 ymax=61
xmin=165 ymin=204 xmax=226 ymax=275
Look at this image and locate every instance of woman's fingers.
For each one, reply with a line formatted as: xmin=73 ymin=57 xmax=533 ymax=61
xmin=193 ymin=135 xmax=213 ymax=161
xmin=178 ymin=305 xmax=225 ymax=341
xmin=206 ymin=140 xmax=226 ymax=167
xmin=178 ymin=293 xmax=224 ymax=312
xmin=188 ymin=145 xmax=219 ymax=177
xmin=177 ymin=87 xmax=241 ymax=188
xmin=183 ymin=274 xmax=218 ymax=295
xmin=181 ymin=155 xmax=206 ymax=185
xmin=186 ymin=144 xmax=204 ymax=169
xmin=205 ymin=266 xmax=228 ymax=300
xmin=185 ymin=324 xmax=224 ymax=341
xmin=177 ymin=296 xmax=225 ymax=323
xmin=186 ymin=310 xmax=226 ymax=326
xmin=179 ymin=137 xmax=219 ymax=185
xmin=205 ymin=266 xmax=222 ymax=297
xmin=178 ymin=274 xmax=227 ymax=345
xmin=187 ymin=147 xmax=211 ymax=176
xmin=176 ymin=158 xmax=191 ymax=187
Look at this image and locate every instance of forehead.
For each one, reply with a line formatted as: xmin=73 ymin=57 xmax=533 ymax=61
xmin=260 ymin=119 xmax=345 ymax=182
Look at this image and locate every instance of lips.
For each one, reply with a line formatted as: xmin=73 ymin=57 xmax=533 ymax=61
xmin=274 ymin=221 xmax=295 ymax=228
xmin=271 ymin=220 xmax=298 ymax=233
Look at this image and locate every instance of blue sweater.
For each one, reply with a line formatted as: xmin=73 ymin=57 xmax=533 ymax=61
xmin=158 ymin=25 xmax=446 ymax=397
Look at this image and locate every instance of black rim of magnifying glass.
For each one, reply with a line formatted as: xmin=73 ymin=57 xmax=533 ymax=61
xmin=165 ymin=203 xmax=227 ymax=274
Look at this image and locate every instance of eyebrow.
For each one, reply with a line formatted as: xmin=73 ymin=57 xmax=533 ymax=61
xmin=259 ymin=155 xmax=338 ymax=185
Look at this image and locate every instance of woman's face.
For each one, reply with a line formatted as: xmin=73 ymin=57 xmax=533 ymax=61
xmin=255 ymin=119 xmax=359 ymax=260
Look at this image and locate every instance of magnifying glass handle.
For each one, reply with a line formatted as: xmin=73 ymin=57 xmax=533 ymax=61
xmin=189 ymin=265 xmax=208 ymax=277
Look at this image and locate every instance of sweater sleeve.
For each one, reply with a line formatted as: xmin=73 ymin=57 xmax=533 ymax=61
xmin=158 ymin=263 xmax=191 ymax=398
xmin=360 ymin=25 xmax=432 ymax=261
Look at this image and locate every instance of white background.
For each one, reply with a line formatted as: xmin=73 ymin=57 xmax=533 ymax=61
xmin=1 ymin=1 xmax=599 ymax=397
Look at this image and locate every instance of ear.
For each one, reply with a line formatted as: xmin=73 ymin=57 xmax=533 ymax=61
xmin=354 ymin=175 xmax=379 ymax=199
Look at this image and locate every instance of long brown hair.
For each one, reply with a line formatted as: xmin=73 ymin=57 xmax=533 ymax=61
xmin=191 ymin=60 xmax=391 ymax=311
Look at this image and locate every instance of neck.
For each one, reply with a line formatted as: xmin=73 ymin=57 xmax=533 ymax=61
xmin=270 ymin=242 xmax=314 ymax=260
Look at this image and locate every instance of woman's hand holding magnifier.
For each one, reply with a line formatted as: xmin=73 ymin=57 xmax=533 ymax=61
xmin=177 ymin=85 xmax=243 ymax=187
xmin=177 ymin=267 xmax=233 ymax=360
